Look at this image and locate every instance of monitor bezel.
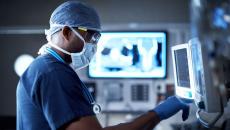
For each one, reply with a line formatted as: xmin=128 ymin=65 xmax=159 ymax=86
xmin=171 ymin=43 xmax=195 ymax=99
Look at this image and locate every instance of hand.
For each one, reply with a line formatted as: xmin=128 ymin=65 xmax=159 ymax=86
xmin=152 ymin=96 xmax=189 ymax=121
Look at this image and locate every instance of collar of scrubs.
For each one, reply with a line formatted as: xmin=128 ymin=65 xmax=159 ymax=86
xmin=46 ymin=47 xmax=65 ymax=63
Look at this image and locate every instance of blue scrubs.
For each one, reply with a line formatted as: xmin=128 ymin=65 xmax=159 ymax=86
xmin=16 ymin=53 xmax=95 ymax=130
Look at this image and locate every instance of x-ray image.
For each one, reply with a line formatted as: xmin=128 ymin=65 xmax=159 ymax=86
xmin=89 ymin=32 xmax=167 ymax=78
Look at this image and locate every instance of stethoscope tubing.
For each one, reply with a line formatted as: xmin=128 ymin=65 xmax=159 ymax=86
xmin=45 ymin=47 xmax=101 ymax=114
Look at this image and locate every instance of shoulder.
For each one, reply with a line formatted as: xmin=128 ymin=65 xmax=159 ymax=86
xmin=20 ymin=54 xmax=81 ymax=94
xmin=26 ymin=54 xmax=76 ymax=77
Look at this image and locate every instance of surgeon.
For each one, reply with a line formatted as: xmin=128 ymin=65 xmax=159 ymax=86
xmin=16 ymin=1 xmax=190 ymax=130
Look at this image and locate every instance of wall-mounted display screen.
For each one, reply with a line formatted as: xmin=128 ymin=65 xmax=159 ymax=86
xmin=88 ymin=31 xmax=167 ymax=78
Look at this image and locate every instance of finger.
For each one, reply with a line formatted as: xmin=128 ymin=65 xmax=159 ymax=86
xmin=182 ymin=104 xmax=190 ymax=121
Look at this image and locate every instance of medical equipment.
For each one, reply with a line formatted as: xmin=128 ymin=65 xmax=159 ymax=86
xmin=171 ymin=43 xmax=194 ymax=100
xmin=172 ymin=0 xmax=230 ymax=127
xmin=190 ymin=0 xmax=230 ymax=128
xmin=172 ymin=39 xmax=223 ymax=127
xmin=98 ymin=81 xmax=156 ymax=112
xmin=88 ymin=31 xmax=167 ymax=78
xmin=131 ymin=84 xmax=149 ymax=102
xmin=172 ymin=39 xmax=222 ymax=111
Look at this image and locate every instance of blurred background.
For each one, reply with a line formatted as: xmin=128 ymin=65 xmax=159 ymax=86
xmin=0 ymin=0 xmax=225 ymax=130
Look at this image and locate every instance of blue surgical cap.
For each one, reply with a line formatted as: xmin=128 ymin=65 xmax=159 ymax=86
xmin=45 ymin=1 xmax=101 ymax=36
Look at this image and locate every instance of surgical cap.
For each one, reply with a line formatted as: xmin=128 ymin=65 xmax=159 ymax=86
xmin=45 ymin=1 xmax=101 ymax=36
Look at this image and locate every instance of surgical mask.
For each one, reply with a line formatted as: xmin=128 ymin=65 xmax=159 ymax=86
xmin=48 ymin=27 xmax=97 ymax=71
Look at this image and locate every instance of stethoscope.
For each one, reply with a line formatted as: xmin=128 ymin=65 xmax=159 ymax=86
xmin=45 ymin=47 xmax=101 ymax=114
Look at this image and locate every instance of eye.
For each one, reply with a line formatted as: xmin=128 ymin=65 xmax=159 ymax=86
xmin=87 ymin=30 xmax=96 ymax=37
xmin=86 ymin=30 xmax=101 ymax=44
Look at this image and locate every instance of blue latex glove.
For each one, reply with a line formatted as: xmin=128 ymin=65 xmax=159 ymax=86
xmin=153 ymin=96 xmax=189 ymax=121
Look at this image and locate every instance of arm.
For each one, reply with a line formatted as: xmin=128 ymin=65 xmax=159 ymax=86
xmin=64 ymin=111 xmax=160 ymax=130
xmin=64 ymin=96 xmax=189 ymax=130
xmin=104 ymin=111 xmax=160 ymax=130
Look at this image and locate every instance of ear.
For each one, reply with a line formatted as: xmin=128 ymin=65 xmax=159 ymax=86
xmin=61 ymin=26 xmax=72 ymax=41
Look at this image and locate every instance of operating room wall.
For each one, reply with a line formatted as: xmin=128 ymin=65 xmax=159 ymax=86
xmin=0 ymin=0 xmax=191 ymax=128
xmin=0 ymin=0 xmax=189 ymax=26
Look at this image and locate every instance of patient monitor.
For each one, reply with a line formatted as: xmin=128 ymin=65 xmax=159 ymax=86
xmin=172 ymin=0 xmax=230 ymax=128
xmin=172 ymin=39 xmax=224 ymax=127
xmin=171 ymin=43 xmax=194 ymax=100
xmin=190 ymin=0 xmax=230 ymax=128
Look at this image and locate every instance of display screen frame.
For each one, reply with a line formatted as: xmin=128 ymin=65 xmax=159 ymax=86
xmin=88 ymin=31 xmax=168 ymax=79
xmin=171 ymin=43 xmax=195 ymax=99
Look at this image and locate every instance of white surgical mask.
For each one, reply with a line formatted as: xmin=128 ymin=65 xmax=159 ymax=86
xmin=48 ymin=27 xmax=97 ymax=71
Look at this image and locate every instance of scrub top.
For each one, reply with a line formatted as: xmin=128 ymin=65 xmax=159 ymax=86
xmin=16 ymin=53 xmax=95 ymax=130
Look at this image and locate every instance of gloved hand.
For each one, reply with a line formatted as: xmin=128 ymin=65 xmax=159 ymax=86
xmin=152 ymin=96 xmax=189 ymax=121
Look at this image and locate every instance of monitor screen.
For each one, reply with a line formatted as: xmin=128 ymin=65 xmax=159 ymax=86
xmin=174 ymin=48 xmax=190 ymax=88
xmin=88 ymin=31 xmax=167 ymax=78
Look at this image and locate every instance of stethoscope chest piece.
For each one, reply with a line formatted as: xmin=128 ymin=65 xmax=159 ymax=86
xmin=93 ymin=103 xmax=101 ymax=114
